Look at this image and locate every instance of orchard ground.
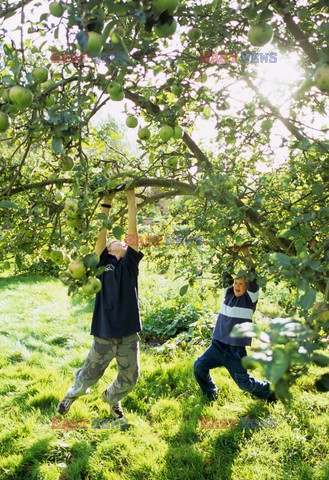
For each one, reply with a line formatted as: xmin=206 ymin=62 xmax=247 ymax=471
xmin=0 ymin=262 xmax=328 ymax=480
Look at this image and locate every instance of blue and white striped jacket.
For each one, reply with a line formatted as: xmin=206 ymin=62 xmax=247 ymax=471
xmin=212 ymin=270 xmax=259 ymax=347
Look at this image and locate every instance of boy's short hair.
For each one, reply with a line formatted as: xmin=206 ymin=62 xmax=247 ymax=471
xmin=107 ymin=240 xmax=120 ymax=249
xmin=234 ymin=274 xmax=247 ymax=283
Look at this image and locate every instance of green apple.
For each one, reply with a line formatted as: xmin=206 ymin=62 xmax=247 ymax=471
xmin=126 ymin=115 xmax=138 ymax=128
xmin=49 ymin=1 xmax=64 ymax=17
xmin=107 ymin=81 xmax=122 ymax=96
xmin=68 ymin=260 xmax=86 ymax=279
xmin=54 ymin=191 xmax=65 ymax=202
xmin=153 ymin=0 xmax=179 ymax=14
xmin=154 ymin=19 xmax=177 ymax=38
xmin=171 ymin=84 xmax=183 ymax=96
xmin=82 ymin=277 xmax=102 ymax=295
xmin=159 ymin=125 xmax=174 ymax=142
xmin=110 ymin=91 xmax=125 ymax=101
xmin=87 ymin=31 xmax=103 ymax=55
xmin=248 ymin=23 xmax=273 ymax=47
xmin=173 ymin=125 xmax=183 ymax=139
xmin=32 ymin=67 xmax=49 ymax=83
xmin=59 ymin=157 xmax=74 ymax=171
xmin=314 ymin=64 xmax=329 ymax=94
xmin=138 ymin=127 xmax=151 ymax=140
xmin=66 ymin=217 xmax=82 ymax=227
xmin=261 ymin=119 xmax=272 ymax=131
xmin=50 ymin=249 xmax=64 ymax=264
xmin=64 ymin=198 xmax=79 ymax=216
xmin=0 ymin=112 xmax=10 ymax=132
xmin=187 ymin=27 xmax=201 ymax=42
xmin=9 ymin=86 xmax=33 ymax=108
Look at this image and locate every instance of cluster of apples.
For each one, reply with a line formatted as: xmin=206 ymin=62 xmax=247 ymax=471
xmin=49 ymin=248 xmax=102 ymax=296
xmin=48 ymin=191 xmax=103 ymax=295
xmin=244 ymin=7 xmax=329 ymax=95
xmin=152 ymin=0 xmax=180 ymax=38
xmin=0 ymin=66 xmax=56 ymax=133
xmin=136 ymin=123 xmax=183 ymax=142
xmin=63 ymin=198 xmax=83 ymax=228
xmin=67 ymin=256 xmax=102 ymax=296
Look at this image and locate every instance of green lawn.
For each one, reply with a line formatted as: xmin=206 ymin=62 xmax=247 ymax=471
xmin=0 ymin=273 xmax=328 ymax=480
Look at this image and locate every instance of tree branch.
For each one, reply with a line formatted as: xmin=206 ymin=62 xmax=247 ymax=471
xmin=0 ymin=0 xmax=34 ymax=20
xmin=272 ymin=0 xmax=319 ymax=64
xmin=124 ymin=89 xmax=213 ymax=171
xmin=7 ymin=178 xmax=73 ymax=197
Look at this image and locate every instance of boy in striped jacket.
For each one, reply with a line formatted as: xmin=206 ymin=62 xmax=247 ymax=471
xmin=194 ymin=246 xmax=277 ymax=403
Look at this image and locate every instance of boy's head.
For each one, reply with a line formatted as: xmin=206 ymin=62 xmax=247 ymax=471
xmin=107 ymin=240 xmax=127 ymax=259
xmin=233 ymin=275 xmax=247 ymax=297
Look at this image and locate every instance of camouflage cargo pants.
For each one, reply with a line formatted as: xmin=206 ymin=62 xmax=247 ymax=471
xmin=64 ymin=333 xmax=140 ymax=404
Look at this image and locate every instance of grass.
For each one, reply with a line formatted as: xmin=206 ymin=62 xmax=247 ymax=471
xmin=0 ymin=269 xmax=328 ymax=480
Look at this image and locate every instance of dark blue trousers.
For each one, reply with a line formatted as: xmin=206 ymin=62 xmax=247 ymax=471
xmin=194 ymin=339 xmax=271 ymax=400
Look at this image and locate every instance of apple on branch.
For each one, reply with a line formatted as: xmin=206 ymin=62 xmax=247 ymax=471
xmin=68 ymin=260 xmax=87 ymax=279
xmin=82 ymin=277 xmax=102 ymax=295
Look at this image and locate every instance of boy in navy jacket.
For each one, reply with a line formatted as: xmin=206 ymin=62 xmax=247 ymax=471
xmin=194 ymin=246 xmax=277 ymax=403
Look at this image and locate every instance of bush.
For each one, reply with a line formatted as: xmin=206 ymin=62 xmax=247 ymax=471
xmin=142 ymin=303 xmax=206 ymax=341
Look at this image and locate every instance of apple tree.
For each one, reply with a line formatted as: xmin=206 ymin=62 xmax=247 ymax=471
xmin=0 ymin=0 xmax=329 ymax=398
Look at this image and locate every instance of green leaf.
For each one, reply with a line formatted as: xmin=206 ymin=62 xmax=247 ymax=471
xmin=94 ymin=266 xmax=105 ymax=276
xmin=231 ymin=322 xmax=258 ymax=338
xmin=83 ymin=253 xmax=100 ymax=269
xmin=241 ymin=356 xmax=259 ymax=370
xmin=112 ymin=225 xmax=124 ymax=240
xmin=179 ymin=285 xmax=189 ymax=296
xmin=0 ymin=201 xmax=19 ymax=209
xmin=270 ymin=252 xmax=291 ymax=268
xmin=51 ymin=137 xmax=64 ymax=153
xmin=267 ymin=349 xmax=289 ymax=383
xmin=299 ymin=288 xmax=316 ymax=310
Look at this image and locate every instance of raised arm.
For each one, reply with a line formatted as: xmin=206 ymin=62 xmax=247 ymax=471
xmin=240 ymin=246 xmax=255 ymax=268
xmin=126 ymin=188 xmax=139 ymax=251
xmin=95 ymin=193 xmax=115 ymax=257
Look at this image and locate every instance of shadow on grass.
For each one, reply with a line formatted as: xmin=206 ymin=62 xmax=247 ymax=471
xmin=0 ymin=274 xmax=56 ymax=290
xmin=6 ymin=436 xmax=93 ymax=480
xmin=162 ymin=396 xmax=273 ymax=480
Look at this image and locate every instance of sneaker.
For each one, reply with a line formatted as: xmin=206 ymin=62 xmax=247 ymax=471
xmin=57 ymin=396 xmax=77 ymax=414
xmin=102 ymin=390 xmax=125 ymax=419
xmin=266 ymin=391 xmax=278 ymax=404
xmin=110 ymin=402 xmax=124 ymax=419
